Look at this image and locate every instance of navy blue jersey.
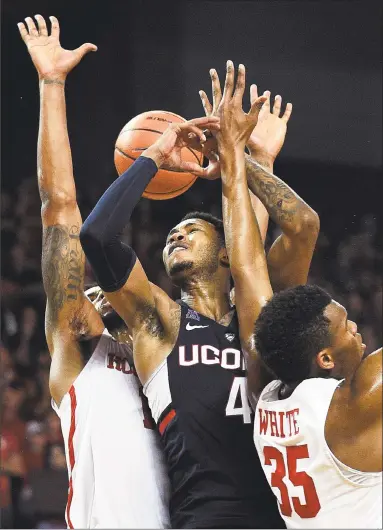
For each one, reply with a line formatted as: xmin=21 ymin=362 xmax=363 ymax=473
xmin=144 ymin=303 xmax=283 ymax=529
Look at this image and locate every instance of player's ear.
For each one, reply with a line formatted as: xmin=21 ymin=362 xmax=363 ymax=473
xmin=219 ymin=247 xmax=230 ymax=268
xmin=316 ymin=348 xmax=335 ymax=371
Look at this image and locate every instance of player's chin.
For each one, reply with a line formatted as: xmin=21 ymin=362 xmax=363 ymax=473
xmin=168 ymin=259 xmax=194 ymax=280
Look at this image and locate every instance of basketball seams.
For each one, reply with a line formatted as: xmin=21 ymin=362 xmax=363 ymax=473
xmin=117 ymin=129 xmax=201 ymax=165
xmin=115 ymin=110 xmax=200 ymax=200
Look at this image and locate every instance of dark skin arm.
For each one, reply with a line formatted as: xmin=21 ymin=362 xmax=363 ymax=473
xmin=326 ymin=348 xmax=382 ymax=472
xmin=245 ymin=156 xmax=320 ymax=291
xmin=86 ymin=118 xmax=219 ymax=384
xmin=215 ymin=62 xmax=272 ymax=383
xmin=18 ymin=15 xmax=104 ymax=405
xmin=200 ymin=78 xmax=318 ymax=292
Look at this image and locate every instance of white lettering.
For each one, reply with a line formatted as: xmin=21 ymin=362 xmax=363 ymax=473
xmin=221 ymin=348 xmax=241 ymax=370
xmin=179 ymin=344 xmax=199 ymax=366
xmin=201 ymin=345 xmax=220 ymax=365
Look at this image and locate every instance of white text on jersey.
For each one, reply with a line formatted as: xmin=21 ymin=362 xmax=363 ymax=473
xmin=179 ymin=345 xmax=245 ymax=370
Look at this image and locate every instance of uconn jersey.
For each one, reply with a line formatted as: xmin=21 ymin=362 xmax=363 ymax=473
xmin=144 ymin=303 xmax=283 ymax=529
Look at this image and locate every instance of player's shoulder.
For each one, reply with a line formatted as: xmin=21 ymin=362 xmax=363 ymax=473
xmin=349 ymin=348 xmax=382 ymax=416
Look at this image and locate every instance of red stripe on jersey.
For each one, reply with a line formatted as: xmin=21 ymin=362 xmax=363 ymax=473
xmin=65 ymin=386 xmax=77 ymax=529
xmin=159 ymin=408 xmax=176 ymax=435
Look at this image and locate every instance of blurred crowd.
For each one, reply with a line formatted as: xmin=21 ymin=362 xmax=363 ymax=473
xmin=1 ymin=175 xmax=382 ymax=528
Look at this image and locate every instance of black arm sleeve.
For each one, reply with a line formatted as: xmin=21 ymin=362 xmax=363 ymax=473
xmin=80 ymin=156 xmax=158 ymax=292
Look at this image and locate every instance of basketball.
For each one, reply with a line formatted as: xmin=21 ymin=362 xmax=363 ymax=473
xmin=114 ymin=110 xmax=203 ymax=200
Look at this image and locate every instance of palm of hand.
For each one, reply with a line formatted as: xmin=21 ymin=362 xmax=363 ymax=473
xmin=27 ymin=36 xmax=76 ymax=78
xmin=247 ymin=112 xmax=287 ymax=160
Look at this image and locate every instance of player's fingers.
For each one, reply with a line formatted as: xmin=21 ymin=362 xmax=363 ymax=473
xmin=209 ymin=69 xmax=222 ymax=109
xmin=180 ymin=161 xmax=207 ymax=176
xmin=34 ymin=14 xmax=48 ymax=36
xmin=199 ymin=90 xmax=213 ymax=116
xmin=24 ymin=17 xmax=38 ymax=37
xmin=222 ymin=60 xmax=235 ymax=102
xmin=282 ymin=102 xmax=293 ymax=123
xmin=17 ymin=22 xmax=31 ymax=43
xmin=185 ymin=125 xmax=208 ymax=144
xmin=233 ymin=63 xmax=246 ymax=102
xmin=49 ymin=16 xmax=60 ymax=38
xmin=249 ymin=93 xmax=268 ymax=118
xmin=262 ymin=91 xmax=271 ymax=113
xmin=187 ymin=116 xmax=220 ymax=129
xmin=273 ymin=95 xmax=282 ymax=116
xmin=74 ymin=42 xmax=98 ymax=60
xmin=250 ymin=84 xmax=259 ymax=106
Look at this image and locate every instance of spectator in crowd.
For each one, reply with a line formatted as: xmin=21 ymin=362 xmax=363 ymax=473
xmin=0 ymin=176 xmax=381 ymax=528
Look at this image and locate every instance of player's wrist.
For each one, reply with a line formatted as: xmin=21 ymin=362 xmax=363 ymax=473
xmin=247 ymin=150 xmax=274 ymax=171
xmin=142 ymin=145 xmax=165 ymax=169
xmin=39 ymin=74 xmax=66 ymax=87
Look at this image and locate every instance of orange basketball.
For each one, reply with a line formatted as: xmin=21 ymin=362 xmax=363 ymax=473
xmin=114 ymin=110 xmax=202 ymax=200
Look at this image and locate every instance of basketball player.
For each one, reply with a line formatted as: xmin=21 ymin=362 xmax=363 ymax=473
xmin=80 ymin=59 xmax=319 ymax=527
xmin=18 ymin=15 xmax=171 ymax=528
xmin=216 ymin=63 xmax=382 ymax=528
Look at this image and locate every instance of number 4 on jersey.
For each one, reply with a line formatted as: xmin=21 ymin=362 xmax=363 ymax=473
xmin=226 ymin=377 xmax=252 ymax=423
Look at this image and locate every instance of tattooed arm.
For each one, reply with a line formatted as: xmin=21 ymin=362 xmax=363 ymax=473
xmin=245 ymin=156 xmax=319 ymax=291
xmin=19 ymin=16 xmax=103 ymax=404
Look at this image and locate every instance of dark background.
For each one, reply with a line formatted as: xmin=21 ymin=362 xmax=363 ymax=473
xmin=2 ymin=0 xmax=382 ymax=231
xmin=1 ymin=2 xmax=382 ymax=528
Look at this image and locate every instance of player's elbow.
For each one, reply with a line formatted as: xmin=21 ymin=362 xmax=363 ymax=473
xmin=296 ymin=208 xmax=320 ymax=241
xmin=40 ymin=189 xmax=77 ymax=210
xmin=80 ymin=217 xmax=105 ymax=257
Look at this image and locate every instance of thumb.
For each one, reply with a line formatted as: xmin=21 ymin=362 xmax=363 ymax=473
xmin=249 ymin=94 xmax=267 ymax=118
xmin=74 ymin=42 xmax=98 ymax=60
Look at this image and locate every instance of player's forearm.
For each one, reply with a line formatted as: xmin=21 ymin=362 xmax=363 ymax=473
xmin=220 ymin=148 xmax=268 ymax=279
xmin=247 ymin=155 xmax=272 ymax=244
xmin=38 ymin=80 xmax=76 ymax=206
xmin=80 ymin=156 xmax=158 ymax=292
xmin=245 ymin=155 xmax=319 ymax=238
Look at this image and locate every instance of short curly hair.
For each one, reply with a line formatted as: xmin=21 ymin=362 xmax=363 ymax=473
xmin=254 ymin=285 xmax=332 ymax=384
xmin=181 ymin=211 xmax=225 ymax=248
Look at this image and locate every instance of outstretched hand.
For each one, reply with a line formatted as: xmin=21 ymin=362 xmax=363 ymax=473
xmin=215 ymin=61 xmax=267 ymax=151
xmin=198 ymin=62 xmax=267 ymax=178
xmin=18 ymin=15 xmax=97 ymax=81
xmin=144 ymin=116 xmax=220 ymax=176
xmin=247 ymin=85 xmax=292 ymax=165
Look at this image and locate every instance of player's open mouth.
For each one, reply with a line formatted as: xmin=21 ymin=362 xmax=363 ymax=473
xmin=169 ymin=244 xmax=188 ymax=256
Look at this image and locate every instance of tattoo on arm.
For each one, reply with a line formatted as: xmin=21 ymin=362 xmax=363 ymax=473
xmin=42 ymin=224 xmax=84 ymax=325
xmin=43 ymin=79 xmax=65 ymax=86
xmin=245 ymin=155 xmax=302 ymax=226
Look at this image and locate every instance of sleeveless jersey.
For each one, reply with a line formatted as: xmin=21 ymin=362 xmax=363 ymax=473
xmin=254 ymin=378 xmax=382 ymax=529
xmin=53 ymin=330 xmax=170 ymax=529
xmin=144 ymin=303 xmax=283 ymax=529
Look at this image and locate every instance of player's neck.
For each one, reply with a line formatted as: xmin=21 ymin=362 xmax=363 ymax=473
xmin=181 ymin=279 xmax=231 ymax=323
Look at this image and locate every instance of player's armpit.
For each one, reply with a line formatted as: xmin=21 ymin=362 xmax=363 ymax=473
xmin=104 ymin=259 xmax=172 ymax=337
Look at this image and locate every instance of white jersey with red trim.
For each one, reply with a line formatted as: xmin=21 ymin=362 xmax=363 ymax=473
xmin=254 ymin=378 xmax=382 ymax=529
xmin=53 ymin=330 xmax=170 ymax=529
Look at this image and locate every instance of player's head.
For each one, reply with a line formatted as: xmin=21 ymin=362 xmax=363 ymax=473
xmin=85 ymin=285 xmax=131 ymax=344
xmin=254 ymin=285 xmax=366 ymax=385
xmin=162 ymin=211 xmax=230 ymax=288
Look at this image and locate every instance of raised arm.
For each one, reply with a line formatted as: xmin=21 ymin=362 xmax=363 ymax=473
xmin=199 ymin=76 xmax=269 ymax=243
xmin=245 ymin=95 xmax=319 ymax=291
xmin=18 ymin=16 xmax=103 ymax=404
xmin=80 ymin=116 xmax=219 ymax=382
xmin=215 ymin=61 xmax=272 ymax=349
